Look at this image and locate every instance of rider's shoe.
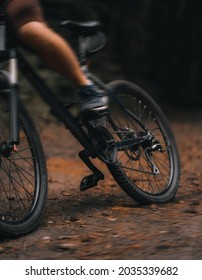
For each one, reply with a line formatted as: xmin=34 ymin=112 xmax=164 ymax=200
xmin=79 ymin=85 xmax=108 ymax=118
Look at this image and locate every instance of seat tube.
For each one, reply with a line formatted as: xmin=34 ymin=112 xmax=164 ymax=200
xmin=9 ymin=48 xmax=19 ymax=144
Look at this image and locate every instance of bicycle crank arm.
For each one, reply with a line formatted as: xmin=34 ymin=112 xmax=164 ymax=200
xmin=79 ymin=150 xmax=104 ymax=191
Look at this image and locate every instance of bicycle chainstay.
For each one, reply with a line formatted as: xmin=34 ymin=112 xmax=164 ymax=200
xmin=87 ymin=121 xmax=164 ymax=176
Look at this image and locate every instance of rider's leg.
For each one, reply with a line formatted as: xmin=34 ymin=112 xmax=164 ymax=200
xmin=6 ymin=0 xmax=108 ymax=112
xmin=17 ymin=21 xmax=89 ymax=87
xmin=17 ymin=22 xmax=108 ymax=112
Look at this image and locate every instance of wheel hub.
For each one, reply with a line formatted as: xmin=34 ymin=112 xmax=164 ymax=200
xmin=0 ymin=142 xmax=13 ymax=158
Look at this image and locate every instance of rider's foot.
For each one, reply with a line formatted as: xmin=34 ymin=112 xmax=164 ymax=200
xmin=79 ymin=85 xmax=108 ymax=114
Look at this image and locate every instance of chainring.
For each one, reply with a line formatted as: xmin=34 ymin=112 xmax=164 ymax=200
xmin=90 ymin=126 xmax=117 ymax=164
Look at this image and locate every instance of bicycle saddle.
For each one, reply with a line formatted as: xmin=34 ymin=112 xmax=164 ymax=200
xmin=60 ymin=20 xmax=101 ymax=36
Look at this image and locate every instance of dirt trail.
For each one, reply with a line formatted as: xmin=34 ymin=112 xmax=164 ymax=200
xmin=0 ymin=109 xmax=202 ymax=260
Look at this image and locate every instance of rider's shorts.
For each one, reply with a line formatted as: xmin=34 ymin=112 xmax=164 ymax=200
xmin=6 ymin=0 xmax=45 ymax=30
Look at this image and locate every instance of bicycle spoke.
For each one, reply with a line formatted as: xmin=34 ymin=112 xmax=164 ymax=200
xmin=0 ymin=112 xmax=37 ymax=222
xmin=106 ymin=88 xmax=174 ymax=196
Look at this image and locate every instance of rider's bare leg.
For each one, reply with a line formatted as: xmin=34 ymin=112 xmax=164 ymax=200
xmin=17 ymin=21 xmax=89 ymax=87
xmin=18 ymin=21 xmax=108 ymax=112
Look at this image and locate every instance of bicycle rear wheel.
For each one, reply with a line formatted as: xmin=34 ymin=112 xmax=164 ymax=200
xmin=0 ymin=100 xmax=48 ymax=235
xmin=104 ymin=80 xmax=180 ymax=204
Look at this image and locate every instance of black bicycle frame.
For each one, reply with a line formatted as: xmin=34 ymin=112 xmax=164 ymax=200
xmin=17 ymin=51 xmax=96 ymax=157
xmin=2 ymin=47 xmax=151 ymax=161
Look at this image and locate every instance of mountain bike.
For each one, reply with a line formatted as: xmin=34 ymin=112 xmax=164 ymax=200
xmin=0 ymin=14 xmax=180 ymax=235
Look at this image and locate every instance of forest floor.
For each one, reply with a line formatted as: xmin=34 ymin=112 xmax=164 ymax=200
xmin=0 ymin=102 xmax=202 ymax=260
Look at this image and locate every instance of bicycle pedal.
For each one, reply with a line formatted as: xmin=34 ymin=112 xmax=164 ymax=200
xmin=80 ymin=174 xmax=100 ymax=191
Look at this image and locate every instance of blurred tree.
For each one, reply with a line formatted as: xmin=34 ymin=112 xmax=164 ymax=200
xmin=40 ymin=0 xmax=202 ymax=106
xmin=147 ymin=0 xmax=202 ymax=105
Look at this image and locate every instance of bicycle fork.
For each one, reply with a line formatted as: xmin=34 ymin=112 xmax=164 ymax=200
xmin=9 ymin=49 xmax=19 ymax=146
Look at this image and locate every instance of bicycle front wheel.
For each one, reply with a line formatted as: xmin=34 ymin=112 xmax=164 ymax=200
xmin=105 ymin=80 xmax=180 ymax=204
xmin=0 ymin=101 xmax=48 ymax=236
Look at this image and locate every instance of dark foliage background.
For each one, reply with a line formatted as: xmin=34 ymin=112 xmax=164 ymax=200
xmin=39 ymin=0 xmax=202 ymax=107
